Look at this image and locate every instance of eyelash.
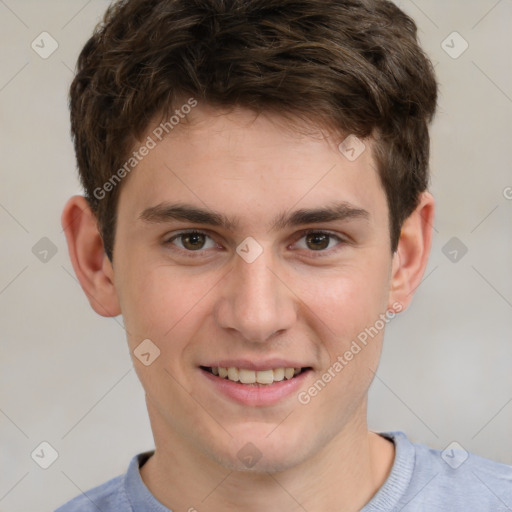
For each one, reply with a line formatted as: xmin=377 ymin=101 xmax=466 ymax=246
xmin=164 ymin=229 xmax=347 ymax=258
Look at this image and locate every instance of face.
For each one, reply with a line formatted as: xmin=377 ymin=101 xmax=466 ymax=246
xmin=112 ymin=105 xmax=398 ymax=472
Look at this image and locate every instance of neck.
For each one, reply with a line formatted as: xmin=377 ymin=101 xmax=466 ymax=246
xmin=140 ymin=402 xmax=394 ymax=512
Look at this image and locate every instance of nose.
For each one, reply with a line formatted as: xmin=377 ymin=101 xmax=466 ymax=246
xmin=214 ymin=247 xmax=297 ymax=343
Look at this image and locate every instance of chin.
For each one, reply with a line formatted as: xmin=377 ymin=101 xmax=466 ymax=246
xmin=216 ymin=447 xmax=307 ymax=474
xmin=205 ymin=425 xmax=312 ymax=474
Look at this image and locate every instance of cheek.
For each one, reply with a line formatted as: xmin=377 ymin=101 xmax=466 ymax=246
xmin=302 ymin=260 xmax=391 ymax=335
xmin=295 ymin=268 xmax=389 ymax=420
xmin=118 ymin=262 xmax=218 ymax=352
xmin=296 ymin=257 xmax=391 ymax=395
xmin=117 ymin=240 xmax=392 ymax=360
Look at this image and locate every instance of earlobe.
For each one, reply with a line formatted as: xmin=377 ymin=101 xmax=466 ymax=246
xmin=388 ymin=192 xmax=435 ymax=311
xmin=61 ymin=196 xmax=121 ymax=317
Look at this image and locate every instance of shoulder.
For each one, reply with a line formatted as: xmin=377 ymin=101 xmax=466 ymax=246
xmin=54 ymin=452 xmax=145 ymax=512
xmin=55 ymin=451 xmax=155 ymax=511
xmin=55 ymin=473 xmax=129 ymax=512
xmin=387 ymin=431 xmax=512 ymax=510
xmin=55 ymin=450 xmax=165 ymax=512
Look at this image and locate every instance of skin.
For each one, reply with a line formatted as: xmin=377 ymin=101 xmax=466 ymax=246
xmin=62 ymin=104 xmax=434 ymax=512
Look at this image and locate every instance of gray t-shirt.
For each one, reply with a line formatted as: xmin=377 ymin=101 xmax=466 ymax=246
xmin=55 ymin=431 xmax=512 ymax=511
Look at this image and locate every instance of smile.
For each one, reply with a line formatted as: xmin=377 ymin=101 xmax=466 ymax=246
xmin=198 ymin=357 xmax=314 ymax=406
xmin=201 ymin=366 xmax=310 ymax=385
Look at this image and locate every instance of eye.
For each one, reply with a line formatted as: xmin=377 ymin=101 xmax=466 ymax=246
xmin=293 ymin=230 xmax=346 ymax=253
xmin=164 ymin=229 xmax=347 ymax=256
xmin=166 ymin=230 xmax=218 ymax=252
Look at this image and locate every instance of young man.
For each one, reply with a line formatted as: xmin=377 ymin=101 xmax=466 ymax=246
xmin=58 ymin=0 xmax=512 ymax=510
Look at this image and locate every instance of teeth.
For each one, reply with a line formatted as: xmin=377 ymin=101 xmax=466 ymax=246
xmin=256 ymin=369 xmax=274 ymax=384
xmin=227 ymin=367 xmax=239 ymax=382
xmin=273 ymin=368 xmax=285 ymax=381
xmin=239 ymin=369 xmax=256 ymax=384
xmin=209 ymin=366 xmax=303 ymax=385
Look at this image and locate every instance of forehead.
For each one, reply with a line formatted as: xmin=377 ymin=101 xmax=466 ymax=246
xmin=117 ymin=106 xmax=388 ymax=231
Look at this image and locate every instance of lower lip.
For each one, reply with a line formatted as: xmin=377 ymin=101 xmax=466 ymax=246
xmin=200 ymin=368 xmax=311 ymax=406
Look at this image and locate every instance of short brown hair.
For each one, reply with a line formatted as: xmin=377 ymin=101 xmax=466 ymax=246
xmin=69 ymin=0 xmax=438 ymax=260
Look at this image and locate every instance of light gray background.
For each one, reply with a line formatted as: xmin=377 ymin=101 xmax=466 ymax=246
xmin=1 ymin=1 xmax=511 ymax=511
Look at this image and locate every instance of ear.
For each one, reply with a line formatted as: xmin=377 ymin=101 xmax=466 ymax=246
xmin=388 ymin=191 xmax=435 ymax=311
xmin=61 ymin=196 xmax=121 ymax=317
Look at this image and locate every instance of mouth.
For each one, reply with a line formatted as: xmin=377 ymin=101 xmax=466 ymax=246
xmin=200 ymin=366 xmax=312 ymax=386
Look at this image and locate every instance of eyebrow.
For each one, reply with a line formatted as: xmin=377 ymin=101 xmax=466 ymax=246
xmin=139 ymin=201 xmax=370 ymax=232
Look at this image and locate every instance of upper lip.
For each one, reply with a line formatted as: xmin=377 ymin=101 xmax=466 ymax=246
xmin=201 ymin=359 xmax=311 ymax=371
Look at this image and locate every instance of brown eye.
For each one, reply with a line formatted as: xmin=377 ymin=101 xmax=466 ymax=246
xmin=294 ymin=230 xmax=345 ymax=254
xmin=181 ymin=232 xmax=206 ymax=250
xmin=167 ymin=230 xmax=216 ymax=252
xmin=305 ymin=232 xmax=330 ymax=251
